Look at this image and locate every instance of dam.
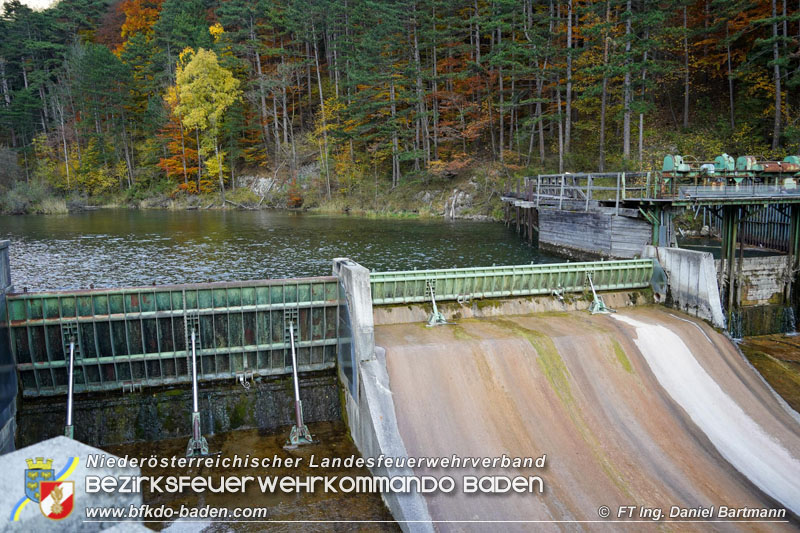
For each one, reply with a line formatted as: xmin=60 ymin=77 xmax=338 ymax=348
xmin=2 ymin=177 xmax=800 ymax=529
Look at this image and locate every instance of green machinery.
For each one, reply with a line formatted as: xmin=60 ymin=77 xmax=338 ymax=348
xmin=661 ymin=154 xmax=800 ymax=187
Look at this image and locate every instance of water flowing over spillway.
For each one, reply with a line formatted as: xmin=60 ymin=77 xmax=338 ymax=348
xmin=376 ymin=308 xmax=800 ymax=531
xmin=613 ymin=314 xmax=800 ymax=516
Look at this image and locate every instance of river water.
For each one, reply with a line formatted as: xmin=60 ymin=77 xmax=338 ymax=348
xmin=0 ymin=209 xmax=557 ymax=291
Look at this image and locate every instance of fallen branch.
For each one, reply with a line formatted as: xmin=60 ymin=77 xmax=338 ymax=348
xmin=225 ymin=199 xmax=253 ymax=209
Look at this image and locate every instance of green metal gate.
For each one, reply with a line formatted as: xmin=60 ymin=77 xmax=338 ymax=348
xmin=6 ymin=278 xmax=340 ymax=397
xmin=370 ymin=259 xmax=654 ymax=305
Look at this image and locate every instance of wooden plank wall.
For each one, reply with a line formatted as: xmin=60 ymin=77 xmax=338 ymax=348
xmin=611 ymin=216 xmax=653 ymax=257
xmin=538 ymin=208 xmax=651 ymax=258
xmin=539 ymin=209 xmax=613 ymax=254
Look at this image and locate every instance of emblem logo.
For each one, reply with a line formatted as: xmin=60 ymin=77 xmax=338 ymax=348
xmin=11 ymin=456 xmax=79 ymax=522
xmin=39 ymin=481 xmax=74 ymax=520
xmin=24 ymin=457 xmax=54 ymax=503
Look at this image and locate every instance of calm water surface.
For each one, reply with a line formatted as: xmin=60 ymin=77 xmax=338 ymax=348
xmin=0 ymin=209 xmax=556 ymax=291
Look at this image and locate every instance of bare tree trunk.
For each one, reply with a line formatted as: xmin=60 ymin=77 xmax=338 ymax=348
xmin=538 ymin=75 xmax=545 ymax=165
xmin=0 ymin=59 xmax=10 ymax=106
xmin=215 ymin=137 xmax=225 ymax=203
xmin=772 ymin=0 xmax=782 ymax=149
xmin=195 ymin=128 xmax=202 ymax=185
xmin=431 ymin=3 xmax=439 ymax=160
xmin=683 ymin=6 xmax=690 ymax=129
xmin=726 ymin=22 xmax=735 ymax=129
xmin=312 ymin=25 xmax=331 ymax=200
xmin=412 ymin=5 xmax=430 ymax=165
xmin=557 ymin=86 xmax=564 ymax=173
xmin=272 ymin=92 xmax=280 ymax=157
xmin=179 ymin=119 xmax=188 ymax=184
xmin=638 ymin=34 xmax=649 ymax=165
xmin=252 ymin=21 xmax=271 ymax=158
xmin=497 ymin=27 xmax=504 ymax=162
xmin=623 ymin=0 xmax=633 ymax=159
xmin=390 ymin=78 xmax=400 ymax=187
xmin=565 ymin=0 xmax=573 ymax=154
xmin=57 ymin=98 xmax=71 ymax=189
xmin=599 ymin=1 xmax=610 ymax=171
xmin=474 ymin=0 xmax=481 ymax=65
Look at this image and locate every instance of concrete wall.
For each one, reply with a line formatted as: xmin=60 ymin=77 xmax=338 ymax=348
xmin=0 ymin=241 xmax=15 ymax=455
xmin=713 ymin=256 xmax=789 ymax=306
xmin=644 ymin=246 xmax=726 ymax=328
xmin=538 ymin=209 xmax=651 ymax=259
xmin=333 ymin=259 xmax=433 ymax=533
xmin=17 ymin=371 xmax=340 ymax=448
xmin=373 ymin=290 xmax=654 ymax=326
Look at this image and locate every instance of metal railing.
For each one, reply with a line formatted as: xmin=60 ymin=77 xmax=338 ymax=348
xmin=678 ymin=184 xmax=800 ymax=200
xmin=504 ymin=173 xmax=800 ymax=209
xmin=370 ymin=259 xmax=655 ymax=305
xmin=6 ymin=278 xmax=341 ymax=397
xmin=503 ymin=173 xmax=653 ymax=213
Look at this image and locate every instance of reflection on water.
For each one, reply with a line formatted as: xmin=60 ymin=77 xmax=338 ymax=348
xmin=1 ymin=209 xmax=558 ymax=291
xmin=106 ymin=421 xmax=399 ymax=532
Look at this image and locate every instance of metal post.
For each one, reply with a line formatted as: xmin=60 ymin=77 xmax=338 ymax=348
xmin=615 ymin=173 xmax=621 ymax=216
xmin=724 ymin=206 xmax=739 ymax=328
xmin=559 ymin=174 xmax=565 ymax=210
xmin=587 ymin=274 xmax=615 ymax=314
xmin=622 ymin=172 xmax=627 ymax=200
xmin=186 ymin=329 xmax=210 ymax=457
xmin=651 ymin=206 xmax=662 ymax=247
xmin=786 ymin=205 xmax=800 ymax=304
xmin=64 ymin=340 xmax=74 ymax=439
xmin=585 ymin=175 xmax=591 ymax=212
xmin=536 ymin=175 xmax=541 ymax=208
xmin=285 ymin=321 xmax=314 ymax=448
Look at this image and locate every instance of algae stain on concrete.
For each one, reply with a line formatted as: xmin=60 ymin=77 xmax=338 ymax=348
xmin=490 ymin=318 xmax=574 ymax=406
xmin=612 ymin=340 xmax=634 ymax=374
xmin=451 ymin=323 xmax=479 ymax=341
xmin=489 ymin=316 xmax=633 ymax=499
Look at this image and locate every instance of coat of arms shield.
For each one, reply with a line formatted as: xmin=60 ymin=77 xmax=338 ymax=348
xmin=24 ymin=459 xmax=55 ymax=503
xmin=39 ymin=481 xmax=74 ymax=520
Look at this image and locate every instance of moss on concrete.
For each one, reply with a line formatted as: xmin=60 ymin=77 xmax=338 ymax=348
xmin=740 ymin=342 xmax=800 ymax=413
xmin=612 ymin=340 xmax=634 ymax=374
xmin=488 ymin=317 xmax=633 ymax=498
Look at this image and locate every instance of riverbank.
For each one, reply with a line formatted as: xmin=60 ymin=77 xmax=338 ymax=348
xmin=0 ymin=163 xmax=508 ymax=221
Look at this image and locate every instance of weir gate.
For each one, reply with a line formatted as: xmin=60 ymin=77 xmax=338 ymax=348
xmin=0 ymin=241 xmax=654 ymax=399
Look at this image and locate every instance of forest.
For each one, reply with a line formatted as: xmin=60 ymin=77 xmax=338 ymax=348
xmin=0 ymin=0 xmax=798 ymax=212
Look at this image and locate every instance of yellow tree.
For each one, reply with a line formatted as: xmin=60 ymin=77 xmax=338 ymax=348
xmin=174 ymin=47 xmax=241 ymax=202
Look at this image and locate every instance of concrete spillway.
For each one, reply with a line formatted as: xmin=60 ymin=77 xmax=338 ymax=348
xmin=375 ymin=308 xmax=800 ymax=531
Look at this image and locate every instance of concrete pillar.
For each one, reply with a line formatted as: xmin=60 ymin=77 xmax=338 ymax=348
xmin=332 ymin=259 xmax=433 ymax=532
xmin=0 ymin=240 xmax=15 ymax=455
xmin=333 ymin=258 xmax=375 ymax=366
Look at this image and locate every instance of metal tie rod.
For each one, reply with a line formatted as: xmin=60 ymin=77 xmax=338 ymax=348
xmin=285 ymin=321 xmax=314 ymax=449
xmin=64 ymin=340 xmax=75 ymax=439
xmin=186 ymin=329 xmax=214 ymax=457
